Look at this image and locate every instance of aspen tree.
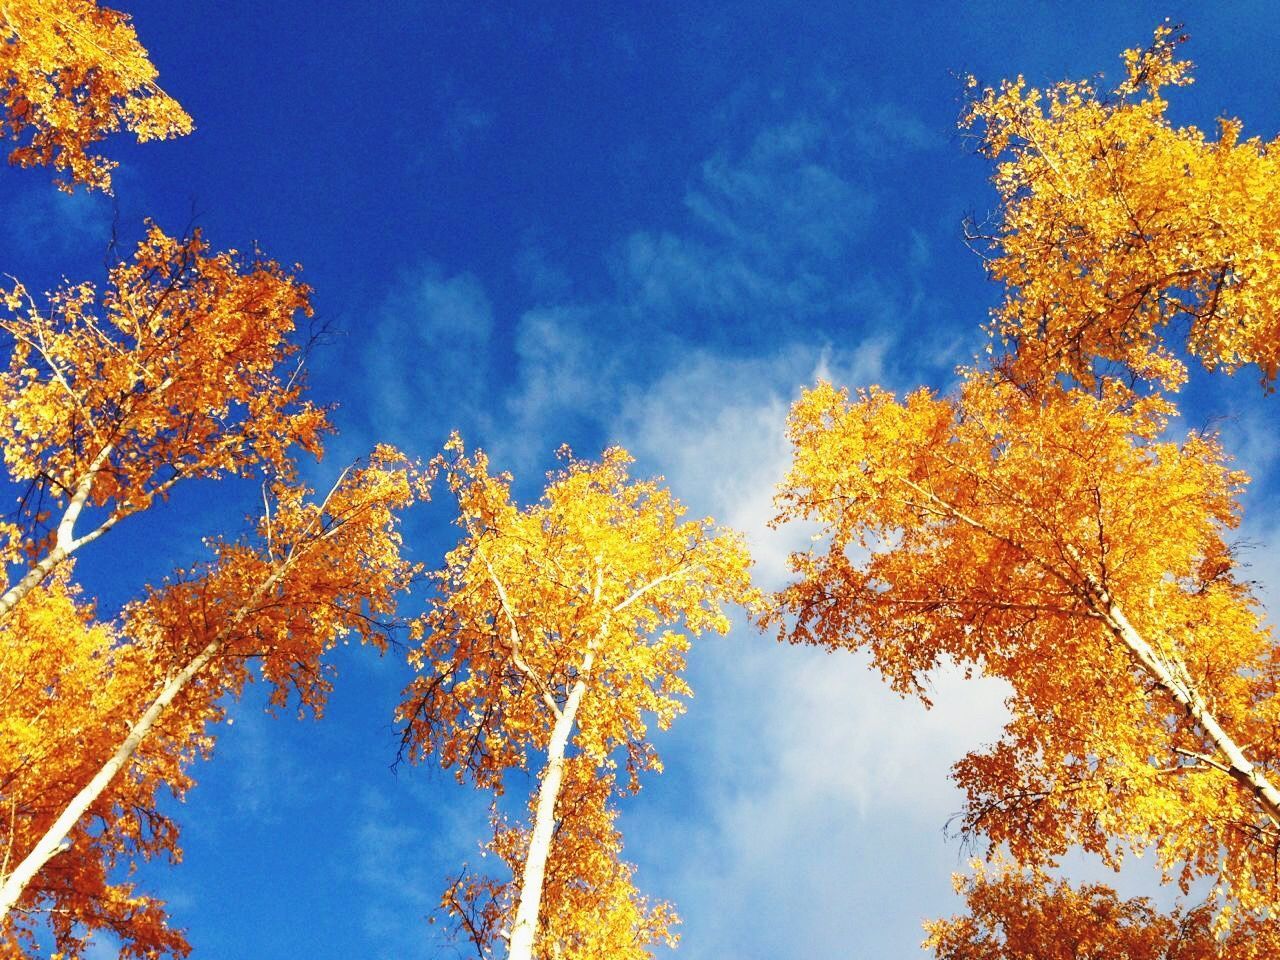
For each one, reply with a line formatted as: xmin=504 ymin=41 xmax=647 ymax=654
xmin=400 ymin=437 xmax=759 ymax=960
xmin=0 ymin=225 xmax=328 ymax=624
xmin=1 ymin=451 xmax=425 ymax=957
xmin=775 ymin=368 xmax=1279 ymax=918
xmin=773 ymin=26 xmax=1280 ymax=935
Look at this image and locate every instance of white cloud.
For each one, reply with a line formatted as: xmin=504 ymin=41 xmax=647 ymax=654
xmin=613 ymin=342 xmax=889 ymax=586
xmin=349 ymin=781 xmax=491 ymax=960
xmin=650 ymin=644 xmax=1008 ymax=959
xmin=689 ymin=119 xmax=871 ymax=262
xmin=607 ymin=344 xmax=1012 ymax=957
xmin=511 ymin=305 xmax=620 ymax=420
xmin=2 ymin=183 xmax=112 ymax=256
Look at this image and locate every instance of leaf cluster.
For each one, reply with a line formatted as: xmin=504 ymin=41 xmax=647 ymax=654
xmin=0 ymin=1 xmax=192 ymax=191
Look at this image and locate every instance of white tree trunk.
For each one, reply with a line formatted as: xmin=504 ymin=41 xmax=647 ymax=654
xmin=0 ymin=635 xmax=220 ymax=919
xmin=0 ymin=443 xmax=116 ymax=624
xmin=1081 ymin=572 xmax=1280 ymax=824
xmin=908 ymin=481 xmax=1280 ymax=826
xmin=506 ymin=654 xmax=594 ymax=960
xmin=0 ymin=463 xmax=351 ymax=918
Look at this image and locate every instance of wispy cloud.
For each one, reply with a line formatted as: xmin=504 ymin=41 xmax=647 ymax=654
xmin=612 ymin=342 xmax=890 ymax=584
xmin=2 ymin=183 xmax=112 ymax=258
xmin=349 ymin=781 xmax=491 ymax=960
xmin=362 ymin=261 xmax=496 ymax=453
xmin=363 ymin=97 xmax=945 ymax=474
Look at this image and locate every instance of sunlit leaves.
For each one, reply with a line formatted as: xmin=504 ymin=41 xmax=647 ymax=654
xmin=0 ymin=224 xmax=325 ymax=520
xmin=401 ymin=436 xmax=759 ymax=957
xmin=926 ymin=860 xmax=1280 ymax=960
xmin=965 ymin=24 xmax=1280 ymax=390
xmin=400 ymin=437 xmax=759 ymax=791
xmin=0 ymin=450 xmax=425 ymax=958
xmin=773 ymin=367 xmax=1279 ymax=920
xmin=0 ymin=0 xmax=192 ymax=191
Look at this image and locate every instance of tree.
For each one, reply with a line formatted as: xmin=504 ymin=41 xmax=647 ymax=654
xmin=0 ymin=219 xmax=426 ymax=955
xmin=771 ymin=24 xmax=1280 ymax=938
xmin=439 ymin=758 xmax=679 ymax=960
xmin=0 ymin=4 xmax=429 ymax=955
xmin=1 ymin=448 xmax=425 ymax=958
xmin=0 ymin=572 xmax=191 ymax=960
xmin=925 ymin=860 xmax=1280 ymax=960
xmin=0 ymin=0 xmax=192 ymax=191
xmin=963 ymin=24 xmax=1280 ymax=391
xmin=0 ymin=223 xmax=328 ymax=624
xmin=772 ymin=367 xmax=1279 ymax=921
xmin=399 ymin=437 xmax=759 ymax=960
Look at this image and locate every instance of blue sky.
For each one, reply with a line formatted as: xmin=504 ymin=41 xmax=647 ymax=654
xmin=4 ymin=2 xmax=1280 ymax=958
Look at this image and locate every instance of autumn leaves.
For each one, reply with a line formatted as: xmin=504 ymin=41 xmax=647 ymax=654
xmin=962 ymin=22 xmax=1280 ymax=392
xmin=774 ymin=27 xmax=1280 ymax=958
xmin=0 ymin=225 xmax=428 ymax=954
xmin=402 ymin=442 xmax=758 ymax=958
xmin=2 ymin=7 xmax=1279 ymax=960
xmin=0 ymin=1 xmax=192 ymax=191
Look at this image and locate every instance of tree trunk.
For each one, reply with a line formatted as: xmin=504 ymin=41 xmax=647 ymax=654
xmin=912 ymin=483 xmax=1280 ymax=826
xmin=0 ymin=465 xmax=342 ymax=917
xmin=0 ymin=635 xmax=221 ymax=919
xmin=1082 ymin=574 xmax=1280 ymax=824
xmin=0 ymin=443 xmax=116 ymax=625
xmin=506 ymin=652 xmax=594 ymax=960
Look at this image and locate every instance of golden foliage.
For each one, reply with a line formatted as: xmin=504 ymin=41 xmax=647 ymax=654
xmin=773 ymin=366 xmax=1279 ymax=920
xmin=0 ymin=450 xmax=425 ymax=958
xmin=0 ymin=224 xmax=325 ymax=518
xmin=0 ymin=0 xmax=192 ymax=191
xmin=401 ymin=436 xmax=758 ymax=958
xmin=399 ymin=437 xmax=759 ymax=789
xmin=926 ymin=861 xmax=1280 ymax=960
xmin=0 ymin=574 xmax=194 ymax=960
xmin=965 ymin=24 xmax=1280 ymax=389
xmin=441 ymin=758 xmax=680 ymax=960
xmin=0 ymin=224 xmax=328 ymax=617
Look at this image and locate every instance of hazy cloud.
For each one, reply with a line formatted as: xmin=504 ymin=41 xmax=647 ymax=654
xmin=363 ymin=261 xmax=495 ymax=450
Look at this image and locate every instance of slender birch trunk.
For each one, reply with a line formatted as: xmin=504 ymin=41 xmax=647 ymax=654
xmin=908 ymin=479 xmax=1280 ymax=825
xmin=506 ymin=651 xmax=595 ymax=960
xmin=0 ymin=462 xmax=360 ymax=918
xmin=0 ymin=443 xmax=116 ymax=624
xmin=0 ymin=634 xmax=221 ymax=918
xmin=0 ymin=532 xmax=306 ymax=919
xmin=1074 ymin=560 xmax=1280 ymax=824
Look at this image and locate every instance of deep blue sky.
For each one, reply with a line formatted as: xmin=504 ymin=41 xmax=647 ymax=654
xmin=4 ymin=3 xmax=1279 ymax=958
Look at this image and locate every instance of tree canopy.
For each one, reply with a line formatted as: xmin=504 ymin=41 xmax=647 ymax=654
xmin=0 ymin=0 xmax=192 ymax=191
